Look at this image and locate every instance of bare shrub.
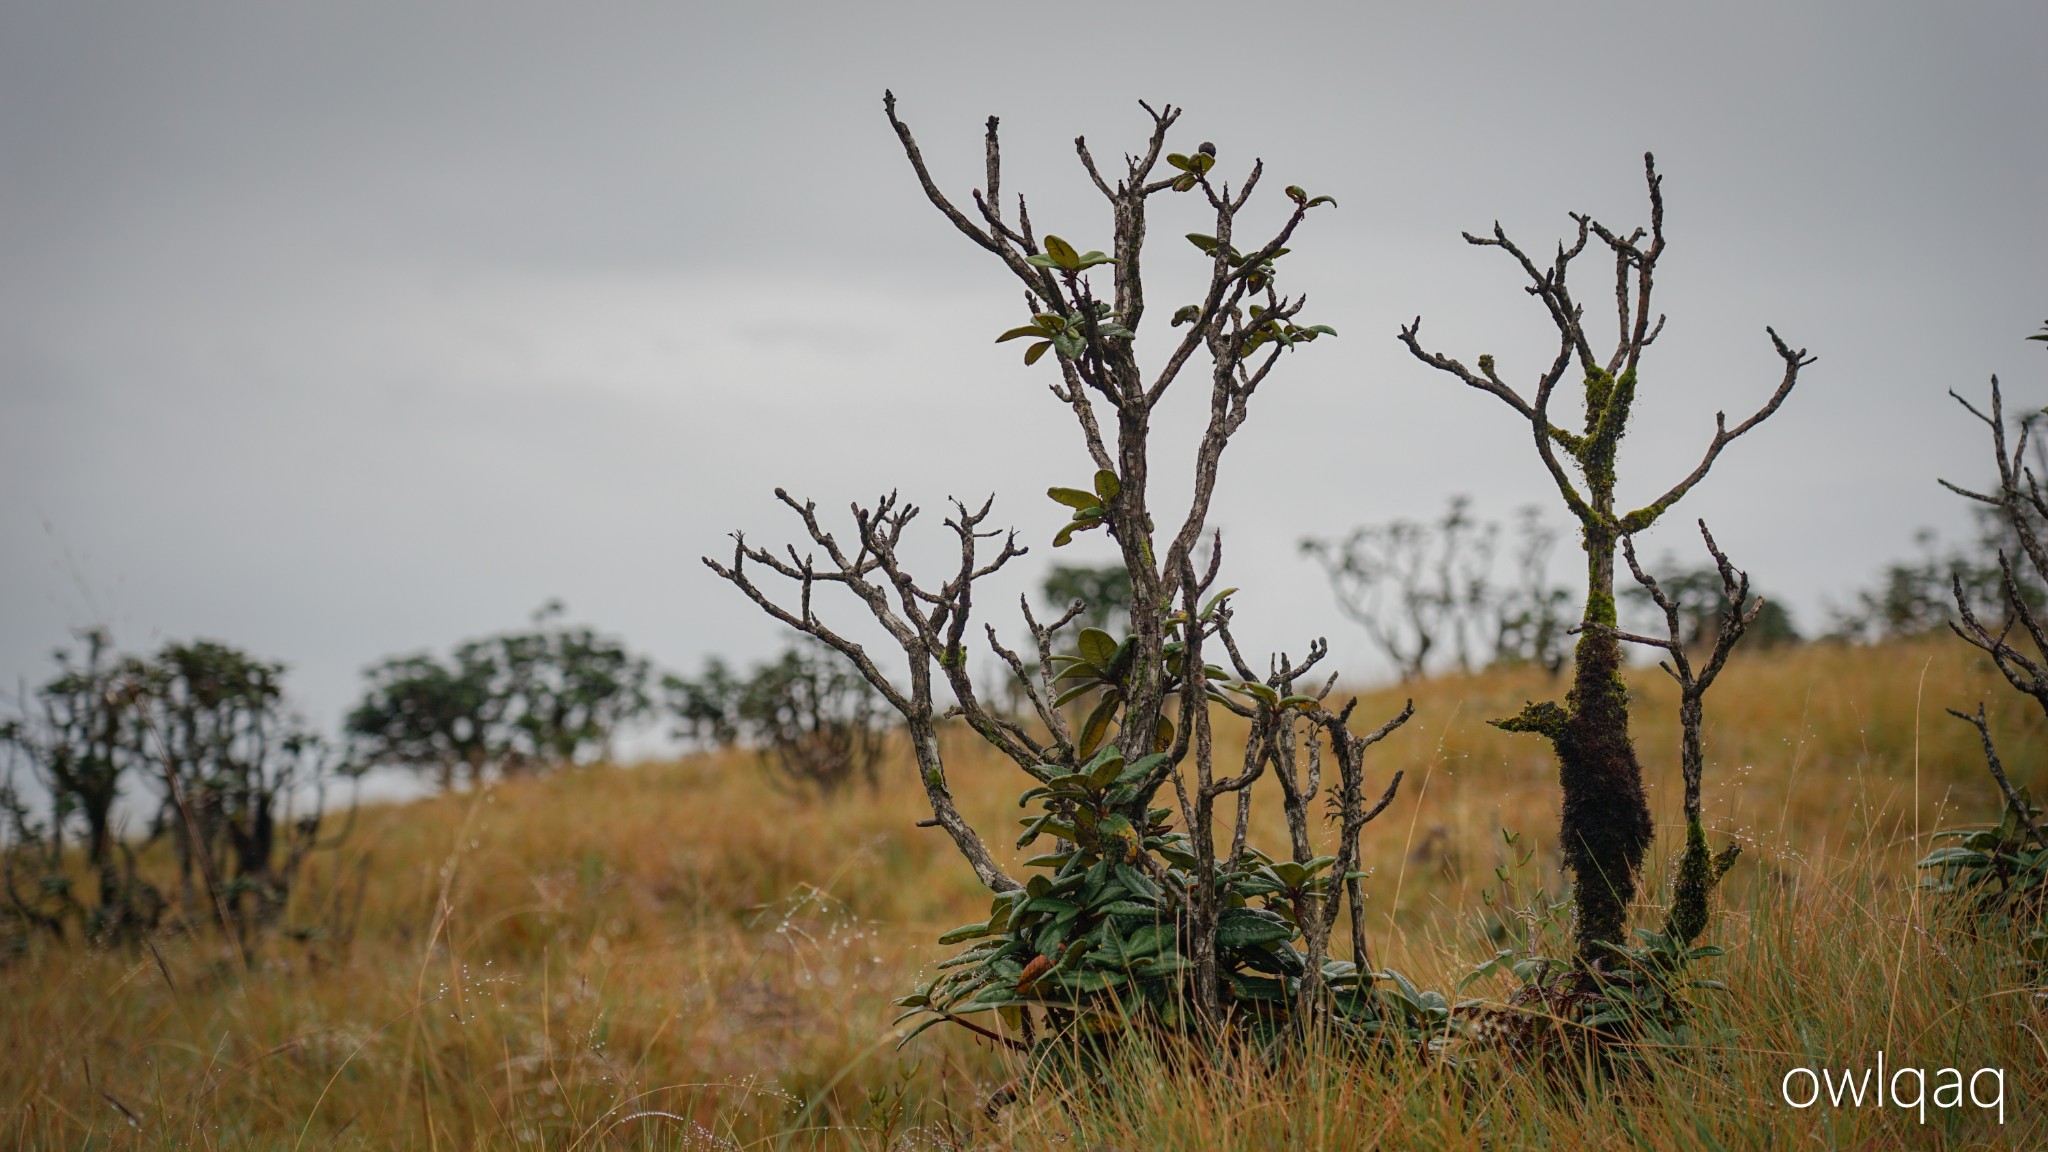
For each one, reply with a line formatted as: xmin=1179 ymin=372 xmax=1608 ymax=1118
xmin=706 ymin=95 xmax=1412 ymax=1057
xmin=1400 ymin=154 xmax=1810 ymax=964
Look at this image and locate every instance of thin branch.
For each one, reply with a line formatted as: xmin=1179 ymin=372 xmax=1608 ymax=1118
xmin=1621 ymin=329 xmax=1812 ymax=531
xmin=1948 ymin=705 xmax=2045 ymax=849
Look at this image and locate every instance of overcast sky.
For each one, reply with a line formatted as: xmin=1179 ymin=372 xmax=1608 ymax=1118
xmin=3 ymin=2 xmax=2044 ymax=743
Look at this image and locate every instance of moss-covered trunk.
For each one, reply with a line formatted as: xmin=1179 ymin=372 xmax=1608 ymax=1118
xmin=1499 ymin=419 xmax=1657 ymax=966
xmin=1555 ymin=532 xmax=1654 ymax=961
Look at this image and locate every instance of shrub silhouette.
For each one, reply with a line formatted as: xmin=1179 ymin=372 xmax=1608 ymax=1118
xmin=1400 ymin=155 xmax=1812 ymax=965
xmin=1924 ymin=329 xmax=2048 ymax=974
xmin=708 ymin=94 xmax=1411 ymax=1055
xmin=666 ymin=641 xmax=890 ymax=796
xmin=347 ymin=602 xmax=651 ymax=786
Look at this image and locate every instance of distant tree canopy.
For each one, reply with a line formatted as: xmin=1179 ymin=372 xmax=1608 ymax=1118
xmin=2 ymin=630 xmax=345 ymax=953
xmin=1041 ymin=564 xmax=1133 ymax=635
xmin=1621 ymin=563 xmax=1801 ymax=650
xmin=345 ymin=602 xmax=651 ymax=787
xmin=664 ymin=640 xmax=889 ymax=796
xmin=1829 ymin=510 xmax=2048 ymax=644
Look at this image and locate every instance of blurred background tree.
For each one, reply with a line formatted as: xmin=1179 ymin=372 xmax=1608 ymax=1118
xmin=665 ymin=640 xmax=888 ymax=796
xmin=346 ymin=602 xmax=651 ymax=786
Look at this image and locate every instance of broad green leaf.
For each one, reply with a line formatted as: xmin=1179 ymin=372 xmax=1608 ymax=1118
xmin=1108 ymin=633 xmax=1135 ymax=665
xmin=938 ymin=921 xmax=992 ymax=945
xmin=1078 ymin=694 xmax=1118 ymax=758
xmin=1112 ymin=752 xmax=1166 ymax=790
xmin=1241 ymin=681 xmax=1280 ymax=706
xmin=1217 ymin=910 xmax=1293 ymax=948
xmin=1093 ymin=469 xmax=1121 ymax=501
xmin=1113 ymin=862 xmax=1159 ymax=901
xmin=1024 ymin=340 xmax=1053 ymax=366
xmin=1082 ymin=744 xmax=1123 ymax=773
xmin=1077 ymin=628 xmax=1119 ymax=666
xmin=1054 ymin=969 xmax=1126 ymax=993
xmin=1055 ymin=660 xmax=1104 ymax=685
xmin=1052 ymin=681 xmax=1098 ymax=708
xmin=995 ymin=325 xmax=1047 ymax=343
xmin=1043 ymin=235 xmax=1081 ymax=270
xmin=1048 ymin=486 xmax=1101 ymax=510
xmin=1386 ymin=967 xmax=1423 ymax=1005
xmin=1226 ymin=972 xmax=1287 ymax=1002
xmin=1016 ymin=811 xmax=1054 ymax=848
xmin=1122 ymin=925 xmax=1165 ymax=956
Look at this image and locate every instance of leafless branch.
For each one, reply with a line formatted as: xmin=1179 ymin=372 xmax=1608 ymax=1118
xmin=1947 ymin=704 xmax=2045 ymax=849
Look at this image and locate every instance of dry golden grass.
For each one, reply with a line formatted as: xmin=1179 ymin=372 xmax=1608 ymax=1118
xmin=3 ymin=636 xmax=2043 ymax=1149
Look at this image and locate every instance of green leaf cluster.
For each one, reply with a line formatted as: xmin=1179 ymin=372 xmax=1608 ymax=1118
xmin=996 ymin=302 xmax=1134 ymax=367
xmin=1024 ymin=234 xmax=1116 ymax=273
xmin=1163 ymin=149 xmax=1216 ymax=192
xmin=1044 ymin=603 xmax=1262 ymax=759
xmin=1046 ymin=469 xmax=1122 ymax=549
xmin=1241 ymin=312 xmax=1336 ymax=355
xmin=1283 ymin=185 xmax=1338 ymax=208
xmin=1917 ymin=789 xmax=2048 ymax=977
xmin=895 ymin=746 xmax=1392 ymax=1047
xmin=1184 ymin=232 xmax=1292 ymax=294
xmin=1581 ymin=929 xmax=1737 ymax=1057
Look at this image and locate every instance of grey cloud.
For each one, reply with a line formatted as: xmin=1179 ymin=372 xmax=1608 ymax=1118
xmin=2 ymin=1 xmax=2044 ymax=736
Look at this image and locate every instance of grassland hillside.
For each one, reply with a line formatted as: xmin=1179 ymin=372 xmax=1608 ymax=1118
xmin=3 ymin=636 xmax=2043 ymax=1149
